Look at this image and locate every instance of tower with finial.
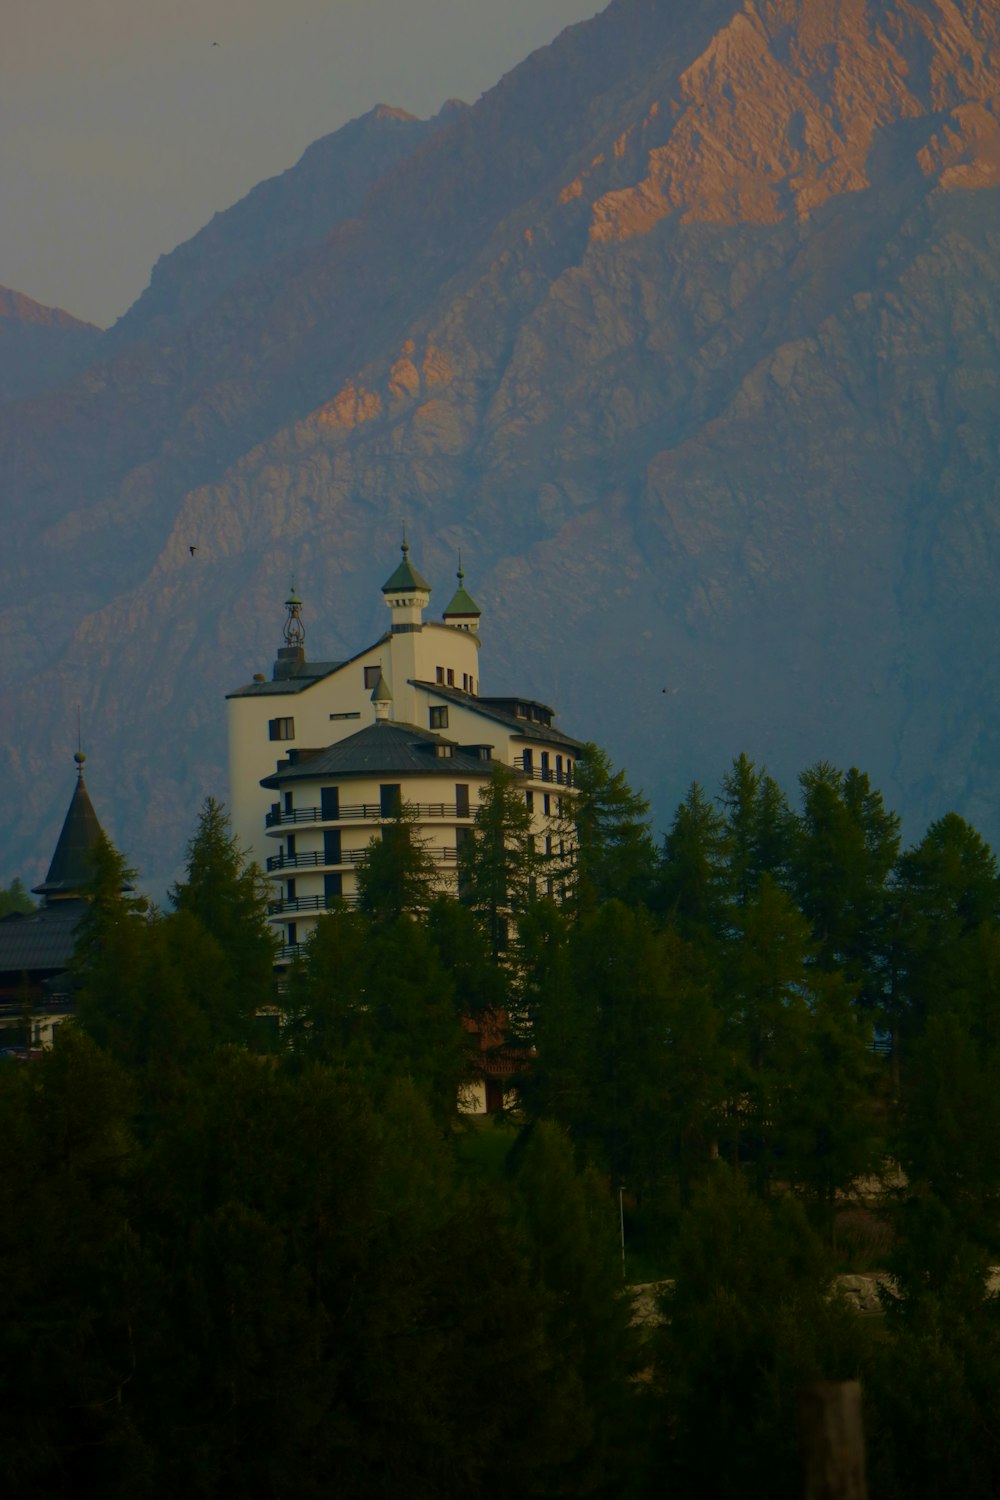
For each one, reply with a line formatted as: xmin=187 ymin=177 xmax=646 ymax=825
xmin=381 ymin=538 xmax=431 ymax=633
xmin=273 ymin=584 xmax=307 ymax=680
xmin=442 ymin=556 xmax=482 ymax=633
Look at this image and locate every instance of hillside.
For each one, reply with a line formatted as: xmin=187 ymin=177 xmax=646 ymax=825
xmin=0 ymin=288 xmax=102 ymax=403
xmin=2 ymin=0 xmax=998 ymax=891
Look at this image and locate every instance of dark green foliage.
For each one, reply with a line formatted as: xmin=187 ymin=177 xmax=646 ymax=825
xmin=719 ymin=752 xmax=796 ymax=907
xmin=287 ymin=906 xmax=465 ymax=1123
xmin=355 ymin=803 xmax=437 ymax=923
xmin=459 ymin=762 xmax=538 ymax=962
xmin=13 ymin=754 xmax=1000 ymax=1497
xmin=655 ymin=781 xmax=728 ymax=939
xmin=570 ymin=742 xmax=657 ymax=911
xmin=864 ymin=1221 xmax=1000 ymax=1500
xmin=791 ymin=762 xmax=900 ymax=1007
xmin=652 ymin=1168 xmax=862 ymax=1500
xmin=169 ymin=796 xmax=276 ymax=1029
xmin=0 ymin=876 xmax=35 ymax=916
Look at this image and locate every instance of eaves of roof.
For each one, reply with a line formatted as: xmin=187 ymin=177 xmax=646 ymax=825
xmin=260 ymin=720 xmax=496 ymax=787
xmin=409 ymin=682 xmax=584 ymax=749
xmin=227 ymin=633 xmax=394 ymax=699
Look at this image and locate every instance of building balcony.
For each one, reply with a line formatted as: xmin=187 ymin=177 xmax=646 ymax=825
xmin=268 ymin=893 xmax=362 ymax=917
xmin=267 ymin=847 xmax=461 ymax=873
xmin=512 ymin=757 xmax=574 ymax=786
xmin=265 ymin=801 xmax=474 ymax=830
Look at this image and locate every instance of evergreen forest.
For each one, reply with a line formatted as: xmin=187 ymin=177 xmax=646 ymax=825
xmin=4 ymin=754 xmax=1000 ymax=1499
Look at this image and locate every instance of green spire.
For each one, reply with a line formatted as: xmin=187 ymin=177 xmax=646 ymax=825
xmin=382 ymin=538 xmax=431 ymax=595
xmin=443 ymin=558 xmax=480 ymax=619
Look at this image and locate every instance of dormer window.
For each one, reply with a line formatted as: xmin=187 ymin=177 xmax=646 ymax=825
xmin=435 ymin=744 xmax=453 ymax=758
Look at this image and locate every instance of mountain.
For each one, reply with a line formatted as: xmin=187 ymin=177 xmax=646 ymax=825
xmin=0 ymin=288 xmax=102 ymax=403
xmin=2 ymin=0 xmax=998 ymax=893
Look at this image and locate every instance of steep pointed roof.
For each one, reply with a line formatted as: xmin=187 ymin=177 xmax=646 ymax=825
xmin=382 ymin=540 xmax=431 ymax=594
xmin=443 ymin=562 xmax=481 ymax=619
xmin=32 ymin=756 xmax=105 ymax=900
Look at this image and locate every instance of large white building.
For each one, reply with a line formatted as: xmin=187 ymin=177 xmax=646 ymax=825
xmin=227 ymin=546 xmax=583 ymax=960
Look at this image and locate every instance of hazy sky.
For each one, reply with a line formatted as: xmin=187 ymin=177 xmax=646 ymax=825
xmin=2 ymin=0 xmax=599 ymax=328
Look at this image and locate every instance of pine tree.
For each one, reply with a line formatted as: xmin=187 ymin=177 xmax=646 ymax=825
xmin=569 ymin=742 xmax=656 ymax=911
xmin=459 ymin=763 xmax=538 ymax=964
xmin=355 ymin=803 xmax=437 ymax=924
xmin=169 ymin=796 xmax=276 ymax=1036
xmin=791 ymin=763 xmax=900 ymax=1010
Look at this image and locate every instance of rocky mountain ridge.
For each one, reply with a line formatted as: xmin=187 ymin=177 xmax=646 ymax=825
xmin=0 ymin=288 xmax=102 ymax=404
xmin=2 ymin=0 xmax=998 ymax=893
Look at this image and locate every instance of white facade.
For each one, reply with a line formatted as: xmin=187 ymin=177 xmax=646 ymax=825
xmin=226 ymin=548 xmax=582 ymax=958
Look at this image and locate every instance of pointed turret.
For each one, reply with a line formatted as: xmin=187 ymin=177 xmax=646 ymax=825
xmin=32 ymin=752 xmax=105 ymax=902
xmin=382 ymin=539 xmax=431 ymax=633
xmin=442 ymin=558 xmax=481 ymax=633
xmin=370 ymin=667 xmax=392 ymax=722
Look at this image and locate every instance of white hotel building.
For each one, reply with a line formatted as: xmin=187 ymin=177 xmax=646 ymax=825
xmin=227 ymin=546 xmax=583 ymax=960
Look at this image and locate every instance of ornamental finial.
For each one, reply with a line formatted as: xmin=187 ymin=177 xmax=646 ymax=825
xmin=283 ymin=584 xmax=305 ymax=648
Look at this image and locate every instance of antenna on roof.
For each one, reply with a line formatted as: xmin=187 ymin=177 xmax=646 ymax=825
xmin=74 ymin=705 xmax=86 ymax=780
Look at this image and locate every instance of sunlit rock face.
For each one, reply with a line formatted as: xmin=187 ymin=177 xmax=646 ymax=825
xmin=1 ymin=0 xmax=999 ymax=892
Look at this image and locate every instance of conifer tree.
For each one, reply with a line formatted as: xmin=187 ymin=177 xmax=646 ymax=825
xmin=791 ymin=763 xmax=900 ymax=1010
xmin=459 ymin=763 xmax=538 ymax=964
xmin=355 ymin=803 xmax=437 ymax=924
xmin=169 ymin=796 xmax=275 ymax=1031
xmin=655 ymin=782 xmax=729 ymax=942
xmin=569 ymin=742 xmax=656 ymax=911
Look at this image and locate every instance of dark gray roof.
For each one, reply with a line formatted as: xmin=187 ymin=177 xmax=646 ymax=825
xmin=226 ymin=660 xmax=347 ymax=699
xmin=410 ymin=682 xmax=584 ymax=749
xmin=261 ymin=720 xmax=496 ymax=788
xmin=33 ymin=774 xmax=105 ymax=898
xmin=0 ymin=901 xmax=85 ymax=976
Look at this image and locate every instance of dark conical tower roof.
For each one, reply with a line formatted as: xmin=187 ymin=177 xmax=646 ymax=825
xmin=32 ymin=754 xmax=106 ymax=901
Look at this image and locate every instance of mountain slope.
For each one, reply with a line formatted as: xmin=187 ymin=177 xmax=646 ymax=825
xmin=2 ymin=0 xmax=998 ymax=890
xmin=0 ymin=288 xmax=102 ymax=403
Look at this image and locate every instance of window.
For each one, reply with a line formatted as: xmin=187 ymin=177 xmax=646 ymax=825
xmin=556 ymin=755 xmax=563 ymax=781
xmin=283 ymin=792 xmax=293 ymax=815
xmin=436 ymin=666 xmax=445 ymax=684
xmin=269 ymin=717 xmax=295 ymax=741
xmin=543 ymin=793 xmax=551 ymax=817
xmin=380 ymin=784 xmax=402 ymax=817
xmin=287 ymin=922 xmax=298 ymax=947
xmin=446 ymin=668 xmax=455 ymax=686
xmin=329 ymin=711 xmax=360 ymax=721
xmin=364 ymin=665 xmax=382 ymax=689
xmin=455 ymin=784 xmax=470 ymax=818
xmin=522 ymin=748 xmax=533 ymax=773
xmin=324 ymin=873 xmax=343 ymax=903
xmin=286 ymin=833 xmax=296 ymax=857
xmin=435 ymin=744 xmax=453 ymax=758
xmin=321 ymin=786 xmax=340 ymax=821
xmin=541 ymin=751 xmax=551 ymax=781
xmin=462 ymin=673 xmax=470 ymax=691
xmin=287 ymin=878 xmax=297 ymax=901
xmin=323 ymin=829 xmax=342 ymax=865
xmin=430 ymin=705 xmax=449 ymax=730
xmin=525 ymin=790 xmax=534 ymax=813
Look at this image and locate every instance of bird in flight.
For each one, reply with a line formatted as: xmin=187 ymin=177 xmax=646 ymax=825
xmin=190 ymin=546 xmax=198 ymax=556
